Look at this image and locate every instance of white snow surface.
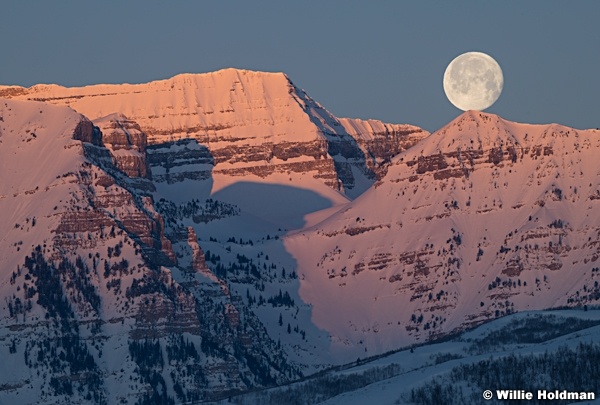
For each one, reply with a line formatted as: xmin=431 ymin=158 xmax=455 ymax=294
xmin=0 ymin=99 xmax=87 ymax=277
xmin=212 ymin=308 xmax=600 ymax=405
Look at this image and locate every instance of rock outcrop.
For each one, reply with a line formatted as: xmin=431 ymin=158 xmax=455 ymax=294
xmin=72 ymin=117 xmax=102 ymax=145
xmin=93 ymin=113 xmax=150 ymax=178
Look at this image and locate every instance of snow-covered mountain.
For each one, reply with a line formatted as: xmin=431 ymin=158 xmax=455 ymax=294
xmin=1 ymin=70 xmax=599 ymax=404
xmin=1 ymin=68 xmax=427 ymax=202
xmin=0 ymin=98 xmax=302 ymax=404
xmin=0 ymin=71 xmax=427 ymax=404
xmin=286 ymin=110 xmax=600 ymax=358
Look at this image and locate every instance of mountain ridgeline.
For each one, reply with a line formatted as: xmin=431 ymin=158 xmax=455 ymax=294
xmin=0 ymin=69 xmax=598 ymax=404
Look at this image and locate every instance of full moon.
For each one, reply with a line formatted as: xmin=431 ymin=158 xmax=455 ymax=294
xmin=443 ymin=51 xmax=503 ymax=111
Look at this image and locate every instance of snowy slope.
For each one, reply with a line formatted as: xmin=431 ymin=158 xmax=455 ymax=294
xmin=0 ymin=99 xmax=88 ymax=275
xmin=218 ymin=308 xmax=600 ymax=405
xmin=0 ymin=99 xmax=157 ymax=404
xmin=286 ymin=110 xmax=600 ymax=361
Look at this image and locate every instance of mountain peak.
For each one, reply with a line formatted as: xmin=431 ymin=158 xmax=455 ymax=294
xmin=287 ymin=104 xmax=600 ymax=358
xmin=0 ymin=68 xmax=289 ymax=93
xmin=436 ymin=109 xmax=506 ymax=137
xmin=408 ymin=110 xmax=587 ymax=162
xmin=454 ymin=109 xmax=501 ymax=125
xmin=0 ymin=69 xmax=430 ymax=209
xmin=173 ymin=67 xmax=286 ymax=78
xmin=166 ymin=68 xmax=289 ymax=88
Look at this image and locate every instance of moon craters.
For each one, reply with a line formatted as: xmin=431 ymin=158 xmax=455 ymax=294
xmin=443 ymin=52 xmax=503 ymax=111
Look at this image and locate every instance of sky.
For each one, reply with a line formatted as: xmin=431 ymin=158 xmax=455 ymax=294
xmin=1 ymin=1 xmax=599 ymax=132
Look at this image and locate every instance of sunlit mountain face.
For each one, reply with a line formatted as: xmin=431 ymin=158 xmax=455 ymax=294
xmin=1 ymin=70 xmax=599 ymax=404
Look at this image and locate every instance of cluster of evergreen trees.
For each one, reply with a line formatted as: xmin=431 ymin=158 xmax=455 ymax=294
xmin=409 ymin=342 xmax=600 ymax=405
xmin=466 ymin=314 xmax=600 ymax=355
xmin=155 ymin=197 xmax=239 ymax=225
xmin=125 ymin=271 xmax=178 ymax=302
xmin=129 ymin=339 xmax=174 ymax=405
xmin=267 ymin=290 xmax=295 ymax=308
xmin=15 ymin=248 xmax=106 ymax=403
xmin=225 ymin=364 xmax=403 ymax=405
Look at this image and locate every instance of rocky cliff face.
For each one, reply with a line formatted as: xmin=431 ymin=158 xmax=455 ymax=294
xmin=146 ymin=138 xmax=213 ymax=184
xmin=72 ymin=117 xmax=102 ymax=145
xmin=93 ymin=113 xmax=150 ymax=178
xmin=0 ymin=69 xmax=428 ymax=198
xmin=339 ymin=117 xmax=430 ymax=177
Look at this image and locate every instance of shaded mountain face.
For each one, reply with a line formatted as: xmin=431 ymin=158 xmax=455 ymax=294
xmin=286 ymin=110 xmax=600 ymax=357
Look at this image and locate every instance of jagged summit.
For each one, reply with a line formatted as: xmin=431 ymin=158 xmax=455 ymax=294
xmin=388 ymin=109 xmax=592 ymax=171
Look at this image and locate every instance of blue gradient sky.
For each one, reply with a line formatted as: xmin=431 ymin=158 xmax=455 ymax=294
xmin=2 ymin=1 xmax=599 ymax=131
